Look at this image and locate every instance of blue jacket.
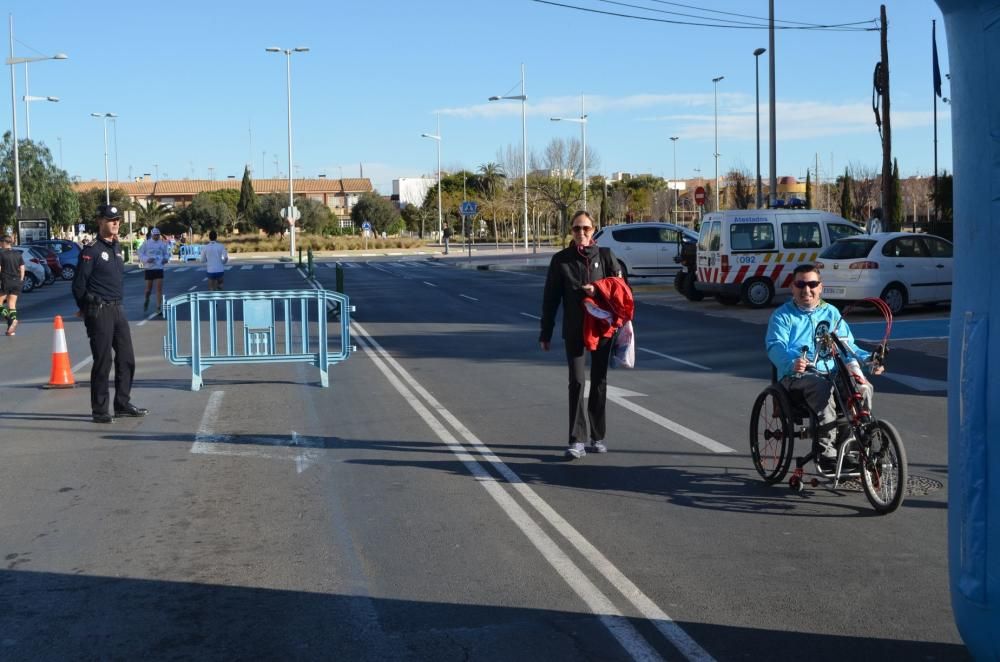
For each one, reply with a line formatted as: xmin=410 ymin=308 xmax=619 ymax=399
xmin=766 ymin=299 xmax=871 ymax=380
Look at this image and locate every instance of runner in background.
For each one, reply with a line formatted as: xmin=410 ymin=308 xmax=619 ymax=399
xmin=200 ymin=231 xmax=229 ymax=291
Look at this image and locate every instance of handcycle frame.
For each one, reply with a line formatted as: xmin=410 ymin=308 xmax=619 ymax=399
xmin=749 ymin=330 xmax=908 ymax=514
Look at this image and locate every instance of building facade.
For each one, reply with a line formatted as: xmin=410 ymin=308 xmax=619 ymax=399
xmin=72 ymin=177 xmax=373 ymax=228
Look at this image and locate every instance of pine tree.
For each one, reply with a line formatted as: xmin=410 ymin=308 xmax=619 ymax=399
xmin=236 ymin=165 xmax=258 ymax=232
xmin=891 ymin=158 xmax=903 ymax=231
xmin=839 ymin=167 xmax=853 ymax=220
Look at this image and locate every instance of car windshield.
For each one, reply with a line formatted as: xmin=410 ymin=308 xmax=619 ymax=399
xmin=819 ymin=238 xmax=877 ymax=260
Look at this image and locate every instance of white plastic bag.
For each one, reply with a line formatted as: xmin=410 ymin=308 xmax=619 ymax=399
xmin=611 ymin=320 xmax=635 ymax=369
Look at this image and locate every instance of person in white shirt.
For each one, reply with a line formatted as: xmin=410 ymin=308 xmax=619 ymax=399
xmin=137 ymin=228 xmax=172 ymax=313
xmin=200 ymin=231 xmax=229 ymax=290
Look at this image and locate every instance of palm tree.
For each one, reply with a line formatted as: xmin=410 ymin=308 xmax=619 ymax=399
xmin=135 ymin=198 xmax=175 ymax=231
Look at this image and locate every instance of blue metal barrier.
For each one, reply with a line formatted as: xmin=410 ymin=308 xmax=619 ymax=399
xmin=163 ymin=289 xmax=354 ymax=391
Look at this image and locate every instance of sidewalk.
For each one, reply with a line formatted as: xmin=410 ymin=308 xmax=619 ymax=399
xmin=432 ymin=245 xmax=555 ymax=272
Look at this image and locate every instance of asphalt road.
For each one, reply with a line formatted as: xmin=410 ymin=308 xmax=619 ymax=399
xmin=0 ymin=256 xmax=965 ymax=660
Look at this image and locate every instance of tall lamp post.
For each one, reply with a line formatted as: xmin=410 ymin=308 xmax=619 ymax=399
xmin=6 ymin=14 xmax=67 ymax=213
xmin=266 ymin=45 xmax=309 ymax=258
xmin=90 ymin=112 xmax=117 ymax=204
xmin=550 ymin=93 xmax=588 ymax=212
xmin=23 ymin=94 xmax=58 ymax=139
xmin=489 ymin=63 xmax=529 ymax=251
xmin=420 ymin=115 xmax=442 ymax=244
xmin=753 ymin=48 xmax=766 ymax=208
xmin=712 ymin=75 xmax=724 ymax=211
xmin=669 ymin=136 xmax=679 ymax=222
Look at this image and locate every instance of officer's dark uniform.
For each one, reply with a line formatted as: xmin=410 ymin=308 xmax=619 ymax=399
xmin=72 ymin=205 xmax=146 ymax=423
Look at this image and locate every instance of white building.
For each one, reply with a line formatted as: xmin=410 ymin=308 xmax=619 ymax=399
xmin=393 ymin=177 xmax=436 ymax=209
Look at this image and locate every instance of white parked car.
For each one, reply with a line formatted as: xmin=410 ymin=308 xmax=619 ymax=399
xmin=816 ymin=232 xmax=953 ymax=314
xmin=9 ymin=246 xmax=47 ymax=293
xmin=592 ymin=222 xmax=698 ymax=278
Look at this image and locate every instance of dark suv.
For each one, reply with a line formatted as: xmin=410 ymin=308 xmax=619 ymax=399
xmin=28 ymin=239 xmax=81 ymax=279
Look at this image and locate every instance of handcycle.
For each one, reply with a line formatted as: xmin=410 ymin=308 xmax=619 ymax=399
xmin=748 ymin=302 xmax=907 ymax=514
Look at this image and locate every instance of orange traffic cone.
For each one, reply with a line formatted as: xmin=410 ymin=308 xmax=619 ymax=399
xmin=43 ymin=315 xmax=76 ymax=389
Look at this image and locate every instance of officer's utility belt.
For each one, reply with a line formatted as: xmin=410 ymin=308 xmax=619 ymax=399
xmin=87 ymin=298 xmax=122 ymax=308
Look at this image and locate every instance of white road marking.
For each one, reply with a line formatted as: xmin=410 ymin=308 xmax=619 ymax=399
xmin=602 ymin=384 xmax=735 ymax=454
xmin=284 ymin=263 xmax=296 ymax=269
xmin=459 ymin=294 xmax=478 ymax=302
xmin=423 ymin=281 xmax=438 ymax=287
xmin=241 ymin=265 xmax=254 ymax=270
xmin=191 ymin=390 xmax=320 ymax=470
xmin=137 ymin=310 xmax=160 ymax=327
xmin=637 ymin=347 xmax=712 ymax=371
xmin=520 ymin=312 xmax=541 ymax=320
xmin=188 ymin=285 xmax=198 ymax=291
xmin=192 ymin=391 xmax=227 ymax=455
xmin=353 ymin=321 xmax=714 ymax=662
xmin=71 ymin=356 xmax=93 ymax=374
xmin=263 ymin=264 xmax=275 ymax=270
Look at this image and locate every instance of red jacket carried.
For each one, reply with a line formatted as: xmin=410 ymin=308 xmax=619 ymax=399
xmin=582 ymin=276 xmax=634 ymax=350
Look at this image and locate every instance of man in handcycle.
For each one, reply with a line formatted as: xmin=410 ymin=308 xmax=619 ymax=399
xmin=765 ymin=264 xmax=884 ymax=473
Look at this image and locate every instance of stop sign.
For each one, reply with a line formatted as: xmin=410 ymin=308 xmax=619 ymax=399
xmin=694 ymin=186 xmax=706 ymax=206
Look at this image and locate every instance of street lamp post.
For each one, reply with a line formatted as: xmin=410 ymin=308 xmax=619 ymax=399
xmin=90 ymin=112 xmax=117 ymax=204
xmin=489 ymin=63 xmax=529 ymax=251
xmin=712 ymin=75 xmax=724 ymax=211
xmin=550 ymin=93 xmax=588 ymax=212
xmin=6 ymin=14 xmax=68 ymax=212
xmin=266 ymin=45 xmax=309 ymax=258
xmin=753 ymin=48 xmax=766 ymax=208
xmin=669 ymin=136 xmax=679 ymax=222
xmin=22 ymin=61 xmax=59 ymax=140
xmin=420 ymin=115 xmax=442 ymax=245
xmin=23 ymin=94 xmax=58 ymax=139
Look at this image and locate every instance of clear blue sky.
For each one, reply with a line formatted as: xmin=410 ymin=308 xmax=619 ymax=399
xmin=6 ymin=0 xmax=951 ymax=194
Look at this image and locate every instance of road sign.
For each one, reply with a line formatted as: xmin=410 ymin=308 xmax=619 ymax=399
xmin=460 ymin=201 xmax=478 ymax=216
xmin=281 ymin=206 xmax=302 ymax=223
xmin=361 ymin=221 xmax=372 ymax=231
xmin=694 ymin=186 xmax=706 ymax=206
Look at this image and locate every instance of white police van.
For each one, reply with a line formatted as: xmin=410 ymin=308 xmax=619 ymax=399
xmin=694 ymin=209 xmax=863 ymax=307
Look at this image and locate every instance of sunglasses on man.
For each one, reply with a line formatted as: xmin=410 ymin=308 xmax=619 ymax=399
xmin=793 ymin=280 xmax=821 ymax=289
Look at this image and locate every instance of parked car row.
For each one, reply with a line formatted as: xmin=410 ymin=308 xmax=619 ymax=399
xmin=669 ymin=209 xmax=953 ymax=314
xmin=8 ymin=239 xmax=81 ymax=294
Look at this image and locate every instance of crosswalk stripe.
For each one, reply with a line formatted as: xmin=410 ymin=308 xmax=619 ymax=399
xmin=241 ymin=265 xmax=253 ymax=270
xmin=263 ymin=264 xmax=274 ymax=270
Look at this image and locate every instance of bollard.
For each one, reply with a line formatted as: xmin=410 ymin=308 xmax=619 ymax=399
xmin=307 ymin=248 xmax=314 ymax=278
xmin=297 ymin=246 xmax=303 ymax=268
xmin=335 ymin=264 xmax=344 ymax=293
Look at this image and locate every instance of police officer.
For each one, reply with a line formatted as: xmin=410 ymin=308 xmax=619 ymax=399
xmin=72 ymin=204 xmax=148 ymax=424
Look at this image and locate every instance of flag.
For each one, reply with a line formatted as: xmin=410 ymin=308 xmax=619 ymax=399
xmin=932 ymin=20 xmax=942 ymax=98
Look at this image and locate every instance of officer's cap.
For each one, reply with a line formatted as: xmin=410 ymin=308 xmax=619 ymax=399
xmin=96 ymin=204 xmax=122 ymax=220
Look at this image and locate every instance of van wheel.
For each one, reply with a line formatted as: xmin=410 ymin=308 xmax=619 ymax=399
xmin=684 ymin=273 xmax=705 ymax=301
xmin=880 ymin=284 xmax=907 ymax=315
xmin=740 ymin=278 xmax=774 ymax=308
xmin=715 ymin=294 xmax=740 ymax=305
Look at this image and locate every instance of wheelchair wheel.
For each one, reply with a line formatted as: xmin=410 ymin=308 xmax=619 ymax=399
xmin=750 ymin=386 xmax=795 ymax=484
xmin=860 ymin=420 xmax=907 ymax=514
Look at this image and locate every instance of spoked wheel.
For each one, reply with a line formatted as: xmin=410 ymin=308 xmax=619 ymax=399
xmin=860 ymin=420 xmax=907 ymax=514
xmin=750 ymin=386 xmax=795 ymax=484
